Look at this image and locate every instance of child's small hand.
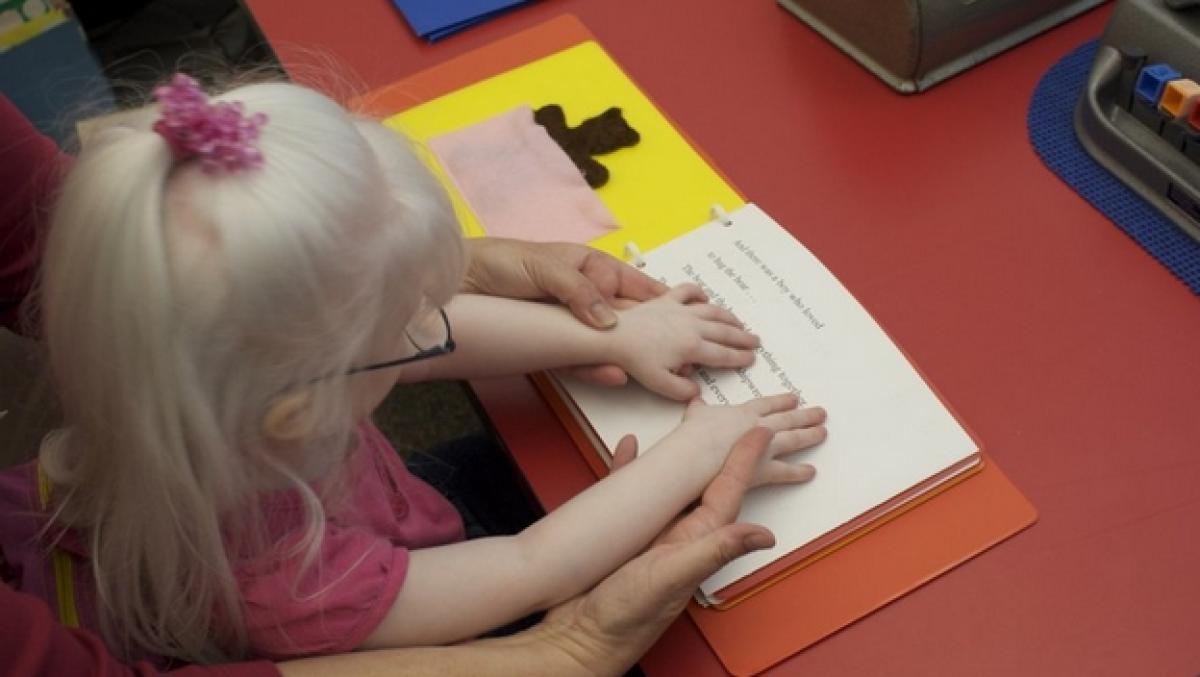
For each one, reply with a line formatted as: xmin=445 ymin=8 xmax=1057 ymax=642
xmin=673 ymin=393 xmax=826 ymax=487
xmin=608 ymin=284 xmax=759 ymax=400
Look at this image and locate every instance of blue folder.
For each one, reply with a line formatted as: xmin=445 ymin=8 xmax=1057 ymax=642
xmin=392 ymin=0 xmax=535 ymax=41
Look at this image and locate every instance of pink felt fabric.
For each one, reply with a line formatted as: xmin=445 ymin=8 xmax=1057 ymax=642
xmin=427 ymin=105 xmax=616 ymax=242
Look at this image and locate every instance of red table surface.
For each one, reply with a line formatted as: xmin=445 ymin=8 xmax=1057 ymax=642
xmin=245 ymin=1 xmax=1200 ymax=674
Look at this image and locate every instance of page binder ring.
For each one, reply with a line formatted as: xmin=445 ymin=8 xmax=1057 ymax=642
xmin=623 ymin=241 xmax=647 ymax=268
xmin=710 ymin=203 xmax=733 ymax=226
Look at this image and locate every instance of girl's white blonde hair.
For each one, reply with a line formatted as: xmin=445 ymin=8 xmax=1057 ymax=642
xmin=37 ymin=80 xmax=464 ymax=662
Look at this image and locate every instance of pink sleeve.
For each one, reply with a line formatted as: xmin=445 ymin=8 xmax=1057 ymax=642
xmin=238 ymin=526 xmax=409 ymax=659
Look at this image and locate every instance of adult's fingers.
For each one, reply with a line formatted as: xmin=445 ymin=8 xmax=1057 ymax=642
xmin=643 ymin=370 xmax=702 ymax=401
xmin=611 ymin=434 xmax=639 ymax=471
xmin=647 ymin=522 xmax=776 ymax=605
xmin=697 ymin=427 xmax=775 ymax=525
xmin=596 ymin=253 xmax=670 ymax=301
xmin=657 ymin=426 xmax=775 ymax=546
xmin=666 ymin=283 xmax=708 ymax=304
xmin=575 ymin=247 xmax=670 ymax=305
xmin=548 ymin=266 xmax=619 ymax=329
xmin=562 ymin=364 xmax=631 ymax=387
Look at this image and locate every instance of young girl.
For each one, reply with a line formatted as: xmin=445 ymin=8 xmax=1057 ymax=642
xmin=0 ymin=75 xmax=827 ymax=663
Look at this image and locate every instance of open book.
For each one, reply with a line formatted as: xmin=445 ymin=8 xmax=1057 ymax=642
xmin=540 ymin=203 xmax=982 ymax=609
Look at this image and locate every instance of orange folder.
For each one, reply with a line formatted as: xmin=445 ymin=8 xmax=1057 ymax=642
xmin=688 ymin=456 xmax=1033 ymax=675
xmin=359 ymin=15 xmax=1037 ymax=675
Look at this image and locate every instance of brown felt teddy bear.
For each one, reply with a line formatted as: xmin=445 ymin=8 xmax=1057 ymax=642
xmin=534 ymin=104 xmax=640 ymax=188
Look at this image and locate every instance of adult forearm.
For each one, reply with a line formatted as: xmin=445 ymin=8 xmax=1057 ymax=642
xmin=282 ymin=622 xmax=611 ymax=677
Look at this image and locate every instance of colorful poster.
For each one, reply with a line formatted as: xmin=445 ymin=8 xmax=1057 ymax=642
xmin=0 ymin=0 xmax=67 ymax=52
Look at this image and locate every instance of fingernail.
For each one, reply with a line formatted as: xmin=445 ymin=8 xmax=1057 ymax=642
xmin=590 ymin=301 xmax=617 ymax=328
xmin=743 ymin=532 xmax=775 ymax=551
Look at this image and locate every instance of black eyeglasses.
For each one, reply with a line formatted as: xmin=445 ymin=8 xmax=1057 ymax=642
xmin=345 ymin=308 xmax=455 ymax=376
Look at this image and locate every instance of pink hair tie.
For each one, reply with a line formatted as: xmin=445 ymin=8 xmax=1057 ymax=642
xmin=152 ymin=73 xmax=268 ymax=173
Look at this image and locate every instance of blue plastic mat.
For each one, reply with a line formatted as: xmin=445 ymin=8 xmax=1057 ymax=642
xmin=1028 ymin=40 xmax=1200 ymax=293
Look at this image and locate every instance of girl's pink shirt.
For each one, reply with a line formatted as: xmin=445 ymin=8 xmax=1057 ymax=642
xmin=0 ymin=422 xmax=465 ymax=660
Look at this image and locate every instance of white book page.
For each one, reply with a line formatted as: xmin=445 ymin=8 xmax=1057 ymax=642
xmin=556 ymin=203 xmax=978 ymax=597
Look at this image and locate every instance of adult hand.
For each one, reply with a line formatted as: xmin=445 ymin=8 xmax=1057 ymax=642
xmin=462 ymin=238 xmax=670 ymax=329
xmin=539 ymin=427 xmax=783 ymax=675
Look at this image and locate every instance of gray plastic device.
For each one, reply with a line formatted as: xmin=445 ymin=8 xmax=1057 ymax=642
xmin=778 ymin=0 xmax=1105 ymax=93
xmin=1075 ymin=0 xmax=1200 ymax=242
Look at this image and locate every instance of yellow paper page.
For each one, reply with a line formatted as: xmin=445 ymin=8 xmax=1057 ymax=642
xmin=385 ymin=41 xmax=744 ymax=258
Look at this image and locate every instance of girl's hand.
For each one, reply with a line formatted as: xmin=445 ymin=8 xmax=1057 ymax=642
xmin=668 ymin=393 xmax=826 ymax=486
xmin=607 ymin=284 xmax=759 ymax=400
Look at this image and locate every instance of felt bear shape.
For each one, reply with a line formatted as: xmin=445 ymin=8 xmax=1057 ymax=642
xmin=534 ymin=104 xmax=640 ymax=188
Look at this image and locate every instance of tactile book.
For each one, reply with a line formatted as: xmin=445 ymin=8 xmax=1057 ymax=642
xmin=541 ymin=202 xmax=983 ymax=608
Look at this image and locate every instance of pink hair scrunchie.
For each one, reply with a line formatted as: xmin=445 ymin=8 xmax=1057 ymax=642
xmin=152 ymin=73 xmax=268 ymax=173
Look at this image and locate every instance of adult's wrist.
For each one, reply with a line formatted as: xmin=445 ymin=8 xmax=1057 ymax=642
xmin=532 ymin=612 xmax=641 ymax=677
xmin=459 ymin=237 xmax=490 ymax=295
xmin=276 ymin=619 xmax=610 ymax=677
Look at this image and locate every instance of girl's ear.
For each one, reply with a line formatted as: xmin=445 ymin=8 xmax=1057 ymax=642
xmin=262 ymin=389 xmax=315 ymax=441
